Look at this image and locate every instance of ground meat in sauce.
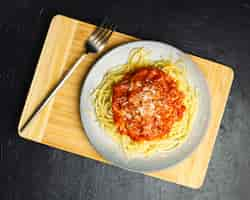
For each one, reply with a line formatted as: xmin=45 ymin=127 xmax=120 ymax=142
xmin=112 ymin=67 xmax=186 ymax=141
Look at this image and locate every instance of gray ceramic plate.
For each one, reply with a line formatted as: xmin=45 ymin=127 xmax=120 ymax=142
xmin=80 ymin=41 xmax=211 ymax=172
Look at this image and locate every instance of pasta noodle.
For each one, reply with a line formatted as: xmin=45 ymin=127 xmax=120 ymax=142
xmin=92 ymin=48 xmax=198 ymax=158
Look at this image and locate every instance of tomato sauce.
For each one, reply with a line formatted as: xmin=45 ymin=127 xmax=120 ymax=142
xmin=112 ymin=68 xmax=186 ymax=141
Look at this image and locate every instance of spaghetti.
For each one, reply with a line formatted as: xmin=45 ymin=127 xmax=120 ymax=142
xmin=92 ymin=48 xmax=198 ymax=158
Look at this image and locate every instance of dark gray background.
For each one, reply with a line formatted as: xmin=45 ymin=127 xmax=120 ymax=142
xmin=1 ymin=0 xmax=249 ymax=199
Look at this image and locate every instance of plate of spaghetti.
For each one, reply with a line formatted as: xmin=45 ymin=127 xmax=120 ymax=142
xmin=80 ymin=41 xmax=210 ymax=172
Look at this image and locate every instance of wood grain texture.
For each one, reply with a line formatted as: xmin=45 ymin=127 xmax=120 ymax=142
xmin=18 ymin=15 xmax=234 ymax=189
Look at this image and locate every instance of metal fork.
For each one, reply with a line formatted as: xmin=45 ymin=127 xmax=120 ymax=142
xmin=19 ymin=18 xmax=116 ymax=133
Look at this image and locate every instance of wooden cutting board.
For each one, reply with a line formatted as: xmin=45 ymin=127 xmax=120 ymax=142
xmin=18 ymin=15 xmax=234 ymax=189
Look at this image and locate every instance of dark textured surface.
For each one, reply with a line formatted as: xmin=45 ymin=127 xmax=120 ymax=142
xmin=1 ymin=0 xmax=249 ymax=199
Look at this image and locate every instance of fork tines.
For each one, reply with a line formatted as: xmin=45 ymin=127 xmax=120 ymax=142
xmin=88 ymin=18 xmax=117 ymax=52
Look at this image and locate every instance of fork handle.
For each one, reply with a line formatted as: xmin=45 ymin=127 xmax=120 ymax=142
xmin=19 ymin=53 xmax=88 ymax=133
